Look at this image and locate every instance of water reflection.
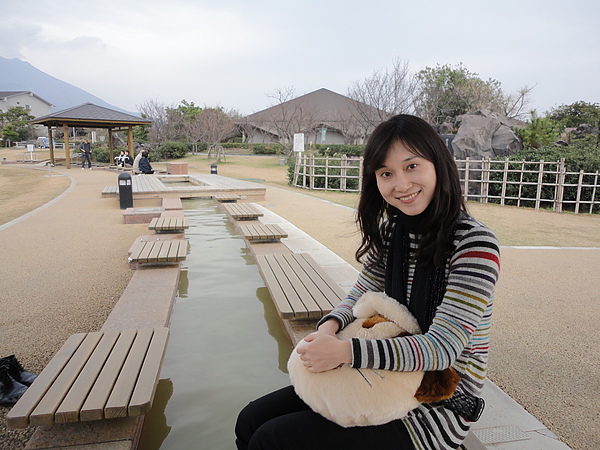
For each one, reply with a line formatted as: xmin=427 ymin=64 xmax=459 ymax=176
xmin=139 ymin=199 xmax=292 ymax=449
xmin=137 ymin=379 xmax=173 ymax=449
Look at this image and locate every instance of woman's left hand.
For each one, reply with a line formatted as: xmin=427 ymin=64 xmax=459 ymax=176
xmin=296 ymin=333 xmax=352 ymax=373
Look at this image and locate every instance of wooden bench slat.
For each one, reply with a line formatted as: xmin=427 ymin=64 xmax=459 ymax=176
xmin=239 ymin=223 xmax=287 ymax=242
xmin=157 ymin=240 xmax=173 ymax=263
xmin=137 ymin=241 xmax=155 ymax=263
xmin=148 ymin=241 xmax=163 ymax=263
xmin=256 ymin=255 xmax=295 ymax=319
xmin=280 ymin=254 xmax=329 ymax=319
xmin=104 ymin=329 xmax=154 ymax=419
xmin=80 ymin=330 xmax=138 ymax=422
xmin=8 ymin=331 xmax=168 ymax=427
xmin=175 ymin=240 xmax=188 ymax=260
xmin=293 ymin=254 xmax=345 ymax=311
xmin=213 ymin=193 xmax=240 ymax=202
xmin=255 ymin=253 xmax=345 ymax=320
xmin=6 ymin=334 xmax=88 ymax=428
xmin=128 ymin=328 xmax=169 ymax=416
xmin=54 ymin=330 xmax=120 ymax=424
xmin=30 ymin=332 xmax=104 ymax=426
xmin=129 ymin=239 xmax=187 ymax=265
xmin=148 ymin=216 xmax=189 ymax=232
xmin=222 ymin=202 xmax=263 ymax=220
xmin=166 ymin=241 xmax=180 ymax=262
xmin=260 ymin=255 xmax=309 ymax=319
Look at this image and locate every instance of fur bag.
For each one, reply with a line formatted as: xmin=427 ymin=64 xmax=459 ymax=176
xmin=287 ymin=291 xmax=459 ymax=427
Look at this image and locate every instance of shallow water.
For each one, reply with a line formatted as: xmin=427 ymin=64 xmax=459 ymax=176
xmin=138 ymin=199 xmax=293 ymax=449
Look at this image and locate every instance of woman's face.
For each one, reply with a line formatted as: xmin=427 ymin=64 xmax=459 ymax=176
xmin=375 ymin=140 xmax=437 ymax=216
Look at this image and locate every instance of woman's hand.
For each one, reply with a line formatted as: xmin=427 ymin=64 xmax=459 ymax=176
xmin=316 ymin=318 xmax=340 ymax=336
xmin=296 ymin=332 xmax=352 ymax=373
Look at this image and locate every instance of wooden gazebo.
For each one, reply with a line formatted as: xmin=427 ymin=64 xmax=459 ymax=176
xmin=30 ymin=103 xmax=152 ymax=169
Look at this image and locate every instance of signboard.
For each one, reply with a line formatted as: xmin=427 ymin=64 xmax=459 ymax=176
xmin=293 ymin=133 xmax=305 ymax=152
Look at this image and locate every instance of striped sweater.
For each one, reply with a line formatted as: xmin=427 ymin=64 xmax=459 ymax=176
xmin=320 ymin=214 xmax=500 ymax=449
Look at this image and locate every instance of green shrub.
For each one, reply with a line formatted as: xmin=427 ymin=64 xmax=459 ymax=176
xmin=316 ymin=144 xmax=365 ymax=157
xmin=515 ymin=111 xmax=559 ymax=149
xmin=252 ymin=144 xmax=285 ymax=155
xmin=91 ymin=145 xmax=111 ymax=163
xmin=221 ymin=142 xmax=249 ymax=149
xmin=156 ymin=141 xmax=191 ymax=160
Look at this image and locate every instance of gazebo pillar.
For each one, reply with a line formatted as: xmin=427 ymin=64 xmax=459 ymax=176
xmin=47 ymin=126 xmax=55 ymax=166
xmin=128 ymin=126 xmax=134 ymax=156
xmin=108 ymin=128 xmax=114 ymax=164
xmin=63 ymin=124 xmax=71 ymax=169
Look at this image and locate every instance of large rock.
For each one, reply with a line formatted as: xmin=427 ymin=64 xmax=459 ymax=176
xmin=451 ymin=110 xmax=522 ymax=159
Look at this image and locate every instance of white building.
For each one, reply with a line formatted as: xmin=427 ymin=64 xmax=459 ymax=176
xmin=0 ymin=91 xmax=54 ymax=118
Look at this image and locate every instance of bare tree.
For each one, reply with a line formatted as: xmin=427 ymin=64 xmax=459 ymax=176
xmin=264 ymin=87 xmax=320 ymax=155
xmin=198 ymin=106 xmax=235 ymax=162
xmin=172 ymin=100 xmax=204 ymax=153
xmin=503 ymin=84 xmax=536 ymax=120
xmin=347 ymin=58 xmax=417 ymax=132
xmin=137 ymin=98 xmax=174 ymax=145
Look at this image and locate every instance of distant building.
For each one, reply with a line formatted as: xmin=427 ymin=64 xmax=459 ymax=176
xmin=237 ymin=88 xmax=386 ymax=146
xmin=0 ymin=91 xmax=54 ymax=118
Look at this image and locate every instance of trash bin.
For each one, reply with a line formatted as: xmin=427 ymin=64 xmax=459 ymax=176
xmin=118 ymin=172 xmax=133 ymax=210
xmin=210 ymin=163 xmax=218 ymax=174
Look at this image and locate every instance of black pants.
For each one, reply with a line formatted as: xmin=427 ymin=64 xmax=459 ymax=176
xmin=235 ymin=386 xmax=415 ymax=450
xmin=81 ymin=152 xmax=91 ymax=168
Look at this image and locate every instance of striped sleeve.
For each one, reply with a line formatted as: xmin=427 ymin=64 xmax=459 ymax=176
xmin=350 ymin=223 xmax=500 ymax=374
xmin=317 ymin=249 xmax=387 ymax=329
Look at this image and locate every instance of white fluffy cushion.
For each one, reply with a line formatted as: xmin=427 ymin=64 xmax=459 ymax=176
xmin=288 ymin=291 xmax=425 ymax=427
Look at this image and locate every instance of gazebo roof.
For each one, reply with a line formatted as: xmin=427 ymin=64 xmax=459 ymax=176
xmin=30 ymin=102 xmax=151 ymax=129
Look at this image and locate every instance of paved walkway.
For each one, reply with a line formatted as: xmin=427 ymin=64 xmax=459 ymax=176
xmin=0 ymin=164 xmax=597 ymax=449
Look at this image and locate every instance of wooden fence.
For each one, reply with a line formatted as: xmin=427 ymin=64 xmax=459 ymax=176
xmin=292 ymin=154 xmax=363 ymax=193
xmin=291 ymin=154 xmax=600 ymax=214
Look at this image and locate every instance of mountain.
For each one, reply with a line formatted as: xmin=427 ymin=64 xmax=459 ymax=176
xmin=0 ymin=56 xmax=132 ymax=114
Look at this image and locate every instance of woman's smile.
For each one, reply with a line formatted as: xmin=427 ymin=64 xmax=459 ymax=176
xmin=375 ymin=141 xmax=437 ymax=216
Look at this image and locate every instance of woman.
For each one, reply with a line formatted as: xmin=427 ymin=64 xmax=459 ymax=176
xmin=236 ymin=115 xmax=500 ymax=450
xmin=114 ymin=150 xmax=126 ymax=167
xmin=138 ymin=151 xmax=154 ymax=174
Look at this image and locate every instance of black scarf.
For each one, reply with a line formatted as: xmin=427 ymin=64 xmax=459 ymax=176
xmin=384 ymin=207 xmax=449 ymax=333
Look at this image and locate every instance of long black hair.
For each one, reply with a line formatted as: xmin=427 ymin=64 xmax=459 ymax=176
xmin=355 ymin=114 xmax=465 ymax=267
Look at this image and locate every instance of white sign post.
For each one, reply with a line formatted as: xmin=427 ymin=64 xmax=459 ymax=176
xmin=293 ymin=133 xmax=305 ymax=152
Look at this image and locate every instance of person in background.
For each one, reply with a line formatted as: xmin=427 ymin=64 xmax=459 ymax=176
xmin=139 ymin=151 xmax=155 ymax=174
xmin=114 ymin=150 xmax=126 ymax=167
xmin=132 ymin=148 xmax=144 ymax=174
xmin=79 ymin=139 xmax=92 ymax=170
xmin=123 ymin=150 xmax=134 ymax=166
xmin=235 ymin=114 xmax=500 ymax=450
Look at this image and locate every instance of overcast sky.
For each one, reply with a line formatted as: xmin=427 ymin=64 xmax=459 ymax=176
xmin=1 ymin=0 xmax=599 ymax=117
